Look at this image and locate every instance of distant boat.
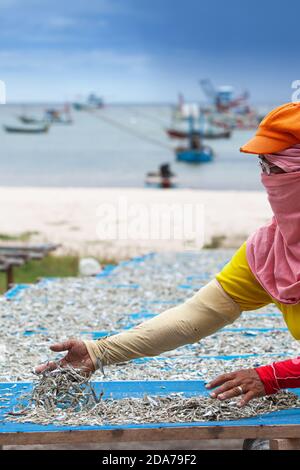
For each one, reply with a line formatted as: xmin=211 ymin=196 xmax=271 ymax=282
xmin=176 ymin=146 xmax=213 ymax=163
xmin=18 ymin=115 xmax=43 ymax=125
xmin=210 ymin=111 xmax=259 ymax=130
xmin=18 ymin=108 xmax=72 ymax=126
xmin=4 ymin=123 xmax=49 ymax=134
xmin=73 ymin=103 xmax=86 ymax=111
xmin=45 ymin=109 xmax=73 ymax=124
xmin=166 ymin=128 xmax=231 ymax=139
xmin=202 ymin=128 xmax=231 ymax=139
xmin=73 ymin=93 xmax=104 ymax=111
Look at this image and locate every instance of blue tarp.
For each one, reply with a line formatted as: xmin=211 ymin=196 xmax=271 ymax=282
xmin=5 ymin=284 xmax=29 ymax=300
xmin=1 ymin=380 xmax=300 ymax=433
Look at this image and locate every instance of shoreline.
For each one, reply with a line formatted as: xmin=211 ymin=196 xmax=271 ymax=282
xmin=0 ymin=187 xmax=271 ymax=260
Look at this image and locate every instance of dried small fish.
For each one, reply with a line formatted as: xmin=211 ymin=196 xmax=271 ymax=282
xmin=24 ymin=365 xmax=99 ymax=412
xmin=8 ymin=390 xmax=300 ymax=427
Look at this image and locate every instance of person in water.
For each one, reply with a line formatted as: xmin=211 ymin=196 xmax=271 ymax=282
xmin=159 ymin=163 xmax=174 ymax=178
xmin=190 ymin=132 xmax=202 ymax=150
xmin=37 ymin=102 xmax=300 ymax=406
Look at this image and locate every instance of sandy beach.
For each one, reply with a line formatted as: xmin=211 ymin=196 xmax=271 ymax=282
xmin=0 ymin=187 xmax=271 ymax=260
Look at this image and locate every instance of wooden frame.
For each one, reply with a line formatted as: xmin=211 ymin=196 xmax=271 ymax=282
xmin=269 ymin=438 xmax=300 ymax=450
xmin=0 ymin=424 xmax=300 ymax=447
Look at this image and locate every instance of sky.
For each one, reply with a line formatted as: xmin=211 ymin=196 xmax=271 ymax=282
xmin=0 ymin=0 xmax=300 ymax=103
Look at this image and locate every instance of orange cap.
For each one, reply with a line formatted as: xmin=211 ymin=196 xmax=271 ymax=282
xmin=240 ymin=102 xmax=300 ymax=154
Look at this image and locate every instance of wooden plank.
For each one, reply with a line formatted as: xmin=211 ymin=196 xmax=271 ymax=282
xmin=0 ymin=250 xmax=50 ymax=259
xmin=0 ymin=251 xmax=50 ymax=263
xmin=27 ymin=252 xmax=44 ymax=260
xmin=0 ymin=258 xmax=24 ymax=266
xmin=0 ymin=244 xmax=59 ymax=253
xmin=0 ymin=424 xmax=300 ymax=446
xmin=0 ymin=251 xmax=30 ymax=260
xmin=269 ymin=438 xmax=300 ymax=450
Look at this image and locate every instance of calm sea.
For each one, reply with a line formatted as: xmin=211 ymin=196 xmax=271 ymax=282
xmin=0 ymin=104 xmax=264 ymax=190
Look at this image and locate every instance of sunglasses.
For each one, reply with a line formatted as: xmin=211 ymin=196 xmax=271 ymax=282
xmin=258 ymin=156 xmax=273 ymax=175
xmin=258 ymin=155 xmax=285 ymax=175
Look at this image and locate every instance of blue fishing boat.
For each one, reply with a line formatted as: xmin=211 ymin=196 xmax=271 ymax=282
xmin=176 ymin=146 xmax=213 ymax=163
xmin=175 ymin=117 xmax=214 ymax=163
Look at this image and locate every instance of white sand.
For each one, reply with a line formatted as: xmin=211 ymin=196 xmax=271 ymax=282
xmin=0 ymin=187 xmax=271 ymax=260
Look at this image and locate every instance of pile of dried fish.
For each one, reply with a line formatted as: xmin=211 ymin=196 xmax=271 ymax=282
xmin=29 ymin=366 xmax=99 ymax=411
xmin=8 ymin=388 xmax=300 ymax=427
xmin=9 ymin=365 xmax=99 ymax=417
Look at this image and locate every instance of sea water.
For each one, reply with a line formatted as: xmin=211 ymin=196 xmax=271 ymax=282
xmin=0 ymin=104 xmax=263 ymax=190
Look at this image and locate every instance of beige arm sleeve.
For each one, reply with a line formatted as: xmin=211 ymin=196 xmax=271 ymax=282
xmin=84 ymin=279 xmax=241 ymax=369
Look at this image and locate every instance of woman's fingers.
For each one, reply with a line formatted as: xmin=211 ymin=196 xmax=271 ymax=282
xmin=35 ymin=360 xmax=58 ymax=374
xmin=206 ymin=372 xmax=236 ymax=389
xmin=35 ymin=340 xmax=75 ymax=373
xmin=210 ymin=379 xmax=240 ymax=398
xmin=50 ymin=340 xmax=75 ymax=352
xmin=215 ymin=386 xmax=245 ymax=401
xmin=239 ymin=391 xmax=255 ymax=407
xmin=208 ymin=368 xmax=266 ymax=405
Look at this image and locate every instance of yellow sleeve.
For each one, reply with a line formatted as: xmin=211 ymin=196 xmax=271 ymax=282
xmin=216 ymin=242 xmax=271 ymax=311
xmin=217 ymin=242 xmax=300 ymax=340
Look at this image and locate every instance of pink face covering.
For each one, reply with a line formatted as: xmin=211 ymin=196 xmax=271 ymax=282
xmin=264 ymin=144 xmax=300 ymax=172
xmin=246 ymin=145 xmax=300 ymax=304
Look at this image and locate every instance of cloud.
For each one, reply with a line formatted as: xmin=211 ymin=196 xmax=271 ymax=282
xmin=0 ymin=45 xmax=154 ymax=101
xmin=18 ymin=0 xmax=131 ymax=16
xmin=0 ymin=48 xmax=151 ymax=73
xmin=0 ymin=1 xmax=131 ymax=48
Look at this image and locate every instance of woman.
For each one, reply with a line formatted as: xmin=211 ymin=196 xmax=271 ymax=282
xmin=37 ymin=102 xmax=300 ymax=406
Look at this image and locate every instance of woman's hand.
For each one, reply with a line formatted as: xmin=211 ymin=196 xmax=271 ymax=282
xmin=35 ymin=339 xmax=95 ymax=376
xmin=206 ymin=368 xmax=266 ymax=406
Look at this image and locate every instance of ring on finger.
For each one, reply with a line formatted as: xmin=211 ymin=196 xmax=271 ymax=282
xmin=237 ymin=386 xmax=243 ymax=395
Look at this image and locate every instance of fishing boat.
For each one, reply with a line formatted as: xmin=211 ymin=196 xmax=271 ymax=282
xmin=73 ymin=93 xmax=104 ymax=111
xmin=176 ymin=146 xmax=213 ymax=163
xmin=45 ymin=108 xmax=73 ymax=124
xmin=3 ymin=123 xmax=50 ymax=134
xmin=73 ymin=103 xmax=85 ymax=111
xmin=145 ymin=163 xmax=177 ymax=188
xmin=166 ymin=128 xmax=231 ymax=139
xmin=203 ymin=128 xmax=231 ymax=139
xmin=18 ymin=115 xmax=43 ymax=125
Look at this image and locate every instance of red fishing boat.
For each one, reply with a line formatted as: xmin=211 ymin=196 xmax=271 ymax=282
xmin=166 ymin=128 xmax=231 ymax=139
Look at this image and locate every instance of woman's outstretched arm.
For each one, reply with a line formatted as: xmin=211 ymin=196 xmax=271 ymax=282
xmin=36 ymin=279 xmax=241 ymax=374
